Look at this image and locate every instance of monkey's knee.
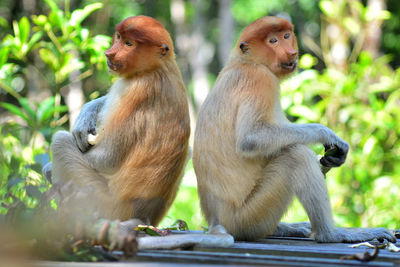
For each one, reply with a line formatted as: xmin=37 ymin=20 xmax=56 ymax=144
xmin=51 ymin=131 xmax=76 ymax=152
xmin=284 ymin=145 xmax=321 ymax=172
xmin=51 ymin=131 xmax=84 ymax=163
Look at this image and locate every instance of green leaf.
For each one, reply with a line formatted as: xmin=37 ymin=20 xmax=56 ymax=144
xmin=0 ymin=102 xmax=28 ymax=122
xmin=37 ymin=97 xmax=55 ymax=123
xmin=299 ymin=54 xmax=317 ymax=69
xmin=134 ymin=225 xmax=171 ymax=236
xmin=12 ymin=20 xmax=20 ymax=46
xmin=44 ymin=0 xmax=60 ymax=15
xmin=27 ymin=32 xmax=43 ymax=51
xmin=37 ymin=97 xmax=68 ymax=123
xmin=18 ymin=98 xmax=36 ymax=120
xmin=54 ymin=105 xmax=68 ymax=113
xmin=39 ymin=48 xmax=59 ymax=70
xmin=343 ymin=17 xmax=360 ymax=35
xmin=319 ymin=0 xmax=337 ymax=17
xmin=58 ymin=56 xmax=84 ymax=82
xmin=69 ymin=3 xmax=103 ymax=27
xmin=0 ymin=16 xmax=8 ymax=28
xmin=0 ymin=47 xmax=9 ymax=69
xmin=45 ymin=0 xmax=64 ymax=29
xmin=18 ymin=17 xmax=30 ymax=44
xmin=31 ymin=15 xmax=48 ymax=27
xmin=365 ymin=9 xmax=391 ymax=21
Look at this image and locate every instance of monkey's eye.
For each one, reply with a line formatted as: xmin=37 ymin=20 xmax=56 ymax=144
xmin=284 ymin=33 xmax=290 ymax=39
xmin=125 ymin=41 xmax=133 ymax=46
xmin=269 ymin=37 xmax=278 ymax=44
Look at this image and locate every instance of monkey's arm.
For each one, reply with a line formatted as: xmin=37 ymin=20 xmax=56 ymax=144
xmin=235 ymin=103 xmax=349 ymax=161
xmin=72 ymin=96 xmax=107 ymax=152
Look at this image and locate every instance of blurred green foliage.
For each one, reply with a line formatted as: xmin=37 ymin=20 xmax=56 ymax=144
xmin=281 ymin=51 xmax=400 ymax=228
xmin=0 ymin=0 xmax=399 ymax=232
xmin=0 ymin=0 xmax=110 ymax=221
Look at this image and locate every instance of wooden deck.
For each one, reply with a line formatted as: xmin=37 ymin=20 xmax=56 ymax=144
xmin=36 ymin=234 xmax=400 ymax=267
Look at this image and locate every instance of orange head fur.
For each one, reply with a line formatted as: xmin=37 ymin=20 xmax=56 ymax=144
xmin=105 ymin=15 xmax=174 ymax=78
xmin=235 ymin=16 xmax=298 ymax=78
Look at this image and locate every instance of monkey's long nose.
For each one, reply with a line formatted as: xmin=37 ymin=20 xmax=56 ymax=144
xmin=288 ymin=49 xmax=298 ymax=58
xmin=104 ymin=49 xmax=116 ymax=59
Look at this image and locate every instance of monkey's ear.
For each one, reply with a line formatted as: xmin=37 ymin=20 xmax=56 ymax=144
xmin=160 ymin=44 xmax=170 ymax=56
xmin=239 ymin=42 xmax=249 ymax=54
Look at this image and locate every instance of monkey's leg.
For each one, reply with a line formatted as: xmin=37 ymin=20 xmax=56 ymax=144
xmin=51 ymin=130 xmax=114 ymax=218
xmin=291 ymin=145 xmax=395 ymax=243
xmin=206 ymin=151 xmax=303 ymax=241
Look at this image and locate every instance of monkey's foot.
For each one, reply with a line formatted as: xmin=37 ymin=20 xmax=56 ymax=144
xmin=209 ymin=224 xmax=229 ymax=235
xmin=272 ymin=222 xmax=312 ymax=238
xmin=313 ymin=227 xmax=396 ymax=243
xmin=85 ymin=219 xmax=137 ymax=256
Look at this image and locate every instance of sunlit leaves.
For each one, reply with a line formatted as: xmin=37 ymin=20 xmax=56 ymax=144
xmin=69 ymin=3 xmax=103 ymax=27
xmin=299 ymin=54 xmax=318 ymax=69
xmin=282 ymin=51 xmax=400 ymax=227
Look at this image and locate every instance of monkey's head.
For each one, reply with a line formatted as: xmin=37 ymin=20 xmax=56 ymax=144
xmin=105 ymin=16 xmax=174 ymax=78
xmin=237 ymin=16 xmax=298 ymax=78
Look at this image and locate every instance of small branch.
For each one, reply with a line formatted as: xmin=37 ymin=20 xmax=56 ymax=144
xmin=0 ymin=80 xmax=22 ymax=100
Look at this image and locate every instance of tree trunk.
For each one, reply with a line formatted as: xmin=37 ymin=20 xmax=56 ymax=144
xmin=218 ymin=0 xmax=234 ymax=66
xmin=190 ymin=0 xmax=213 ymax=111
xmin=363 ymin=0 xmax=386 ymax=59
xmin=63 ymin=67 xmax=85 ymax=129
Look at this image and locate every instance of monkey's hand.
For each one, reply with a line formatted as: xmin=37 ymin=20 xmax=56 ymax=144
xmin=72 ymin=96 xmax=106 ymax=152
xmin=320 ymin=143 xmax=348 ymax=168
xmin=318 ymin=127 xmax=349 ymax=168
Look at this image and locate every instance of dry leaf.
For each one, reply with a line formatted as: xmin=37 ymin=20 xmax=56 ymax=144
xmin=134 ymin=225 xmax=171 ymax=236
xmin=341 ymin=246 xmax=379 ymax=262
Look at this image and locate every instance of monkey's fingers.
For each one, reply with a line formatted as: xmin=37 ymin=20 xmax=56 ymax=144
xmin=324 ymin=143 xmax=347 ymax=156
xmin=73 ymin=131 xmax=91 ymax=153
xmin=320 ymin=155 xmax=346 ymax=167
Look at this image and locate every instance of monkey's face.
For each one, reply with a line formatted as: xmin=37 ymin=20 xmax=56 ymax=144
xmin=238 ymin=16 xmax=298 ymax=78
xmin=104 ymin=16 xmax=173 ymax=78
xmin=263 ymin=30 xmax=298 ymax=77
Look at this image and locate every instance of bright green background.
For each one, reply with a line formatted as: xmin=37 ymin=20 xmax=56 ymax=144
xmin=0 ymin=0 xmax=399 ymax=231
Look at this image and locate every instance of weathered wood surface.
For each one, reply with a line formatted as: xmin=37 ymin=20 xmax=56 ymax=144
xmin=35 ymin=233 xmax=400 ymax=267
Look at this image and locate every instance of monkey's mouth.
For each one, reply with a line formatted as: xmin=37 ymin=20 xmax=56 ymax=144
xmin=107 ymin=59 xmax=122 ymax=71
xmin=281 ymin=61 xmax=297 ymax=71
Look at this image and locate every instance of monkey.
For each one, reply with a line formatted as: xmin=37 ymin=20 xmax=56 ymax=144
xmin=48 ymin=15 xmax=191 ymax=227
xmin=193 ymin=16 xmax=396 ymax=243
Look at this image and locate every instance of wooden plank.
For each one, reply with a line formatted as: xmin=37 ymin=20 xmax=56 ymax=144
xmin=195 ymin=238 xmax=400 ymax=263
xmin=134 ymin=249 xmax=395 ymax=266
xmin=32 ymin=234 xmax=400 ymax=266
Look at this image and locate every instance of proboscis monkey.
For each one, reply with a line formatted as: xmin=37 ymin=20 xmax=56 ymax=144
xmin=193 ymin=16 xmax=396 ymax=243
xmin=48 ymin=16 xmax=190 ymax=227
